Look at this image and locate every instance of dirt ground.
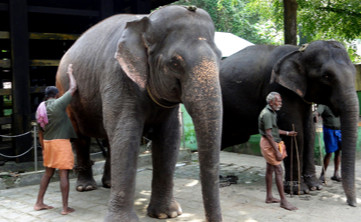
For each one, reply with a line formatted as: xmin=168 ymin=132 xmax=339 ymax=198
xmin=1 ymin=151 xmax=361 ymax=222
xmin=148 ymin=151 xmax=361 ymax=222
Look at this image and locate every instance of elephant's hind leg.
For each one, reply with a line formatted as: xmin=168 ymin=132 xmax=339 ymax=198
xmin=73 ymin=134 xmax=97 ymax=192
xmin=147 ymin=110 xmax=182 ymax=219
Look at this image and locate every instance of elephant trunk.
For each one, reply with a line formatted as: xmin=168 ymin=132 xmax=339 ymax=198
xmin=339 ymin=90 xmax=359 ymax=207
xmin=182 ymin=58 xmax=223 ymax=221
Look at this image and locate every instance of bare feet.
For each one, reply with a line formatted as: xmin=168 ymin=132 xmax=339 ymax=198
xmin=280 ymin=200 xmax=298 ymax=211
xmin=34 ymin=203 xmax=54 ymax=211
xmin=265 ymin=197 xmax=281 ymax=203
xmin=61 ymin=207 xmax=75 ymax=215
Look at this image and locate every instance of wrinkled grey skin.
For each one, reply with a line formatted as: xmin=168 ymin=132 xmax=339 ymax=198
xmin=220 ymin=41 xmax=358 ymax=206
xmin=56 ymin=6 xmax=223 ymax=221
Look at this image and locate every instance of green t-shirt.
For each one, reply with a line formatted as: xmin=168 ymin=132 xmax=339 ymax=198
xmin=43 ymin=91 xmax=77 ymax=140
xmin=317 ymin=104 xmax=340 ymax=129
xmin=258 ymin=104 xmax=281 ymax=143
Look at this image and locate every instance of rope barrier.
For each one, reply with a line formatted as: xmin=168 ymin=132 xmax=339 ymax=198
xmin=0 ymin=124 xmax=106 ymax=172
xmin=0 ymin=131 xmax=31 ymax=138
xmin=0 ymin=146 xmax=39 ymax=158
xmin=0 ymin=130 xmax=36 ymax=159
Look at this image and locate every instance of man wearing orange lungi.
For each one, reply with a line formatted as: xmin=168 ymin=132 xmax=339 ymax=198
xmin=258 ymin=92 xmax=298 ymax=211
xmin=34 ymin=64 xmax=77 ymax=215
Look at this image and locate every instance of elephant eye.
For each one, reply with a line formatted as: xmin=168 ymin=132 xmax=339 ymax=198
xmin=168 ymin=55 xmax=184 ymax=72
xmin=322 ymin=71 xmax=333 ymax=80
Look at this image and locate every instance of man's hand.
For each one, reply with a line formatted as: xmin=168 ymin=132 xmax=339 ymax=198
xmin=288 ymin=131 xmax=297 ymax=136
xmin=67 ymin=64 xmax=77 ymax=95
xmin=275 ymin=149 xmax=283 ymax=161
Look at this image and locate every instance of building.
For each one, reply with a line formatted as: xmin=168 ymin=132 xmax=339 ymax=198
xmin=0 ymin=0 xmax=176 ymax=162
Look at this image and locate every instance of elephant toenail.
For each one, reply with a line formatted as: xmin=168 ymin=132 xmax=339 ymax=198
xmin=158 ymin=213 xmax=168 ymax=219
xmin=85 ymin=185 xmax=95 ymax=191
xmin=170 ymin=212 xmax=178 ymax=218
xmin=76 ymin=186 xmax=84 ymax=192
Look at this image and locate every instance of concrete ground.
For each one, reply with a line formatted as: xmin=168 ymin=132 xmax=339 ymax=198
xmin=1 ymin=151 xmax=361 ymax=222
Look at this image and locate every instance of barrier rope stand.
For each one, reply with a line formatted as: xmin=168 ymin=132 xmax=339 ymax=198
xmin=32 ymin=122 xmax=38 ymax=171
xmin=0 ymin=122 xmax=39 ymax=171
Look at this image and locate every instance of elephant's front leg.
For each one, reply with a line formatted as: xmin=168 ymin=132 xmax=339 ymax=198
xmin=147 ymin=110 xmax=183 ymax=219
xmin=302 ymin=110 xmax=323 ymax=191
xmin=73 ymin=134 xmax=98 ymax=192
xmin=105 ymin=118 xmax=143 ymax=222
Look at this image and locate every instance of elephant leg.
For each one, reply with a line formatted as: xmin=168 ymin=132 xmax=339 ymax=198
xmin=147 ymin=109 xmax=182 ymax=219
xmin=105 ymin=117 xmax=142 ymax=222
xmin=302 ymin=109 xmax=323 ymax=191
xmin=102 ymin=139 xmax=111 ymax=188
xmin=73 ymin=134 xmax=97 ymax=192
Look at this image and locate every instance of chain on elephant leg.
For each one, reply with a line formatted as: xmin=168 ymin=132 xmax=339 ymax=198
xmin=284 ymin=178 xmax=310 ymax=195
xmin=304 ymin=173 xmax=323 ymax=191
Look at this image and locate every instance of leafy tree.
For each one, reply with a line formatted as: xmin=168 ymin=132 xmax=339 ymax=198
xmin=172 ymin=0 xmax=361 ymax=62
xmin=298 ymin=0 xmax=361 ymax=42
xmin=297 ymin=0 xmax=361 ymax=62
xmin=172 ymin=0 xmax=280 ymax=44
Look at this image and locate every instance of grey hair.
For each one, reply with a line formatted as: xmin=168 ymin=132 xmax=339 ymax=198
xmin=266 ymin=92 xmax=280 ymax=104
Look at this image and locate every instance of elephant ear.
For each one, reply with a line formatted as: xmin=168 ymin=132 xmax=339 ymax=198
xmin=270 ymin=46 xmax=308 ymax=98
xmin=115 ymin=16 xmax=150 ymax=89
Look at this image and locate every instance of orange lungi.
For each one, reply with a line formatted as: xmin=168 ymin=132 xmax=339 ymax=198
xmin=260 ymin=136 xmax=287 ymax=166
xmin=43 ymin=139 xmax=74 ymax=170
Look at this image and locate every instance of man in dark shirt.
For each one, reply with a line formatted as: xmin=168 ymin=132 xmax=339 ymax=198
xmin=317 ymin=104 xmax=342 ymax=183
xmin=34 ymin=64 xmax=77 ymax=215
xmin=258 ymin=92 xmax=297 ymax=211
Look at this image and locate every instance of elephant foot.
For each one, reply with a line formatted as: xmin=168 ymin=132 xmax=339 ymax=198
xmin=105 ymin=210 xmax=139 ymax=222
xmin=147 ymin=199 xmax=183 ymax=219
xmin=304 ymin=174 xmax=323 ymax=191
xmin=76 ymin=178 xmax=97 ymax=192
xmin=75 ymin=163 xmax=97 ymax=192
xmin=284 ymin=180 xmax=309 ymax=195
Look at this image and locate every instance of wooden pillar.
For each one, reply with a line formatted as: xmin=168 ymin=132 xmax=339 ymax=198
xmin=132 ymin=0 xmax=151 ymax=14
xmin=100 ymin=0 xmax=115 ymax=19
xmin=9 ymin=0 xmax=32 ymax=162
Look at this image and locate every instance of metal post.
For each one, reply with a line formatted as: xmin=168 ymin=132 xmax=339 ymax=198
xmin=32 ymin=122 xmax=37 ymax=171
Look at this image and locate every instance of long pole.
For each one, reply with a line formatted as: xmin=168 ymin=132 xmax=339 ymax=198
xmin=292 ymin=124 xmax=301 ymax=194
xmin=32 ymin=122 xmax=38 ymax=171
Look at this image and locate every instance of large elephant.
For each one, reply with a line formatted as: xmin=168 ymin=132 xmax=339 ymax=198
xmin=220 ymin=40 xmax=358 ymax=206
xmin=56 ymin=5 xmax=223 ymax=221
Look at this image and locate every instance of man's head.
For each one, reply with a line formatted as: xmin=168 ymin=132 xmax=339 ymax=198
xmin=45 ymin=86 xmax=59 ymax=99
xmin=266 ymin=92 xmax=282 ymax=111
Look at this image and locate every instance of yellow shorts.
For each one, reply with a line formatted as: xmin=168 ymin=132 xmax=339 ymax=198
xmin=260 ymin=137 xmax=287 ymax=166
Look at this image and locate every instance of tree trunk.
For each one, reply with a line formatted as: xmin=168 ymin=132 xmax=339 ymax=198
xmin=283 ymin=0 xmax=298 ymax=45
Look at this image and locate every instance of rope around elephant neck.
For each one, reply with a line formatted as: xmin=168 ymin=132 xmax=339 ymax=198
xmin=146 ymin=86 xmax=179 ymax=109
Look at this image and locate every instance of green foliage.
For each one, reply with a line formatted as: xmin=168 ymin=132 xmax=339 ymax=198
xmin=298 ymin=0 xmax=361 ymax=41
xmin=297 ymin=0 xmax=361 ymax=63
xmin=171 ymin=0 xmax=361 ymax=62
xmin=172 ymin=0 xmax=282 ymax=44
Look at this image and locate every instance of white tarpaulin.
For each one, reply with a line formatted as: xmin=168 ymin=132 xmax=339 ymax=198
xmin=214 ymin=32 xmax=254 ymax=57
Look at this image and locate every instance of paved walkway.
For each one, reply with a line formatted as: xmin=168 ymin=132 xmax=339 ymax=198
xmin=1 ymin=151 xmax=361 ymax=222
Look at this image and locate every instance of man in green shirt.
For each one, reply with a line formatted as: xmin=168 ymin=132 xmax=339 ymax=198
xmin=258 ymin=92 xmax=297 ymax=211
xmin=34 ymin=64 xmax=77 ymax=215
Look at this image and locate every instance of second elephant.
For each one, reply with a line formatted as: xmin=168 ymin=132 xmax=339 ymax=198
xmin=220 ymin=40 xmax=358 ymax=206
